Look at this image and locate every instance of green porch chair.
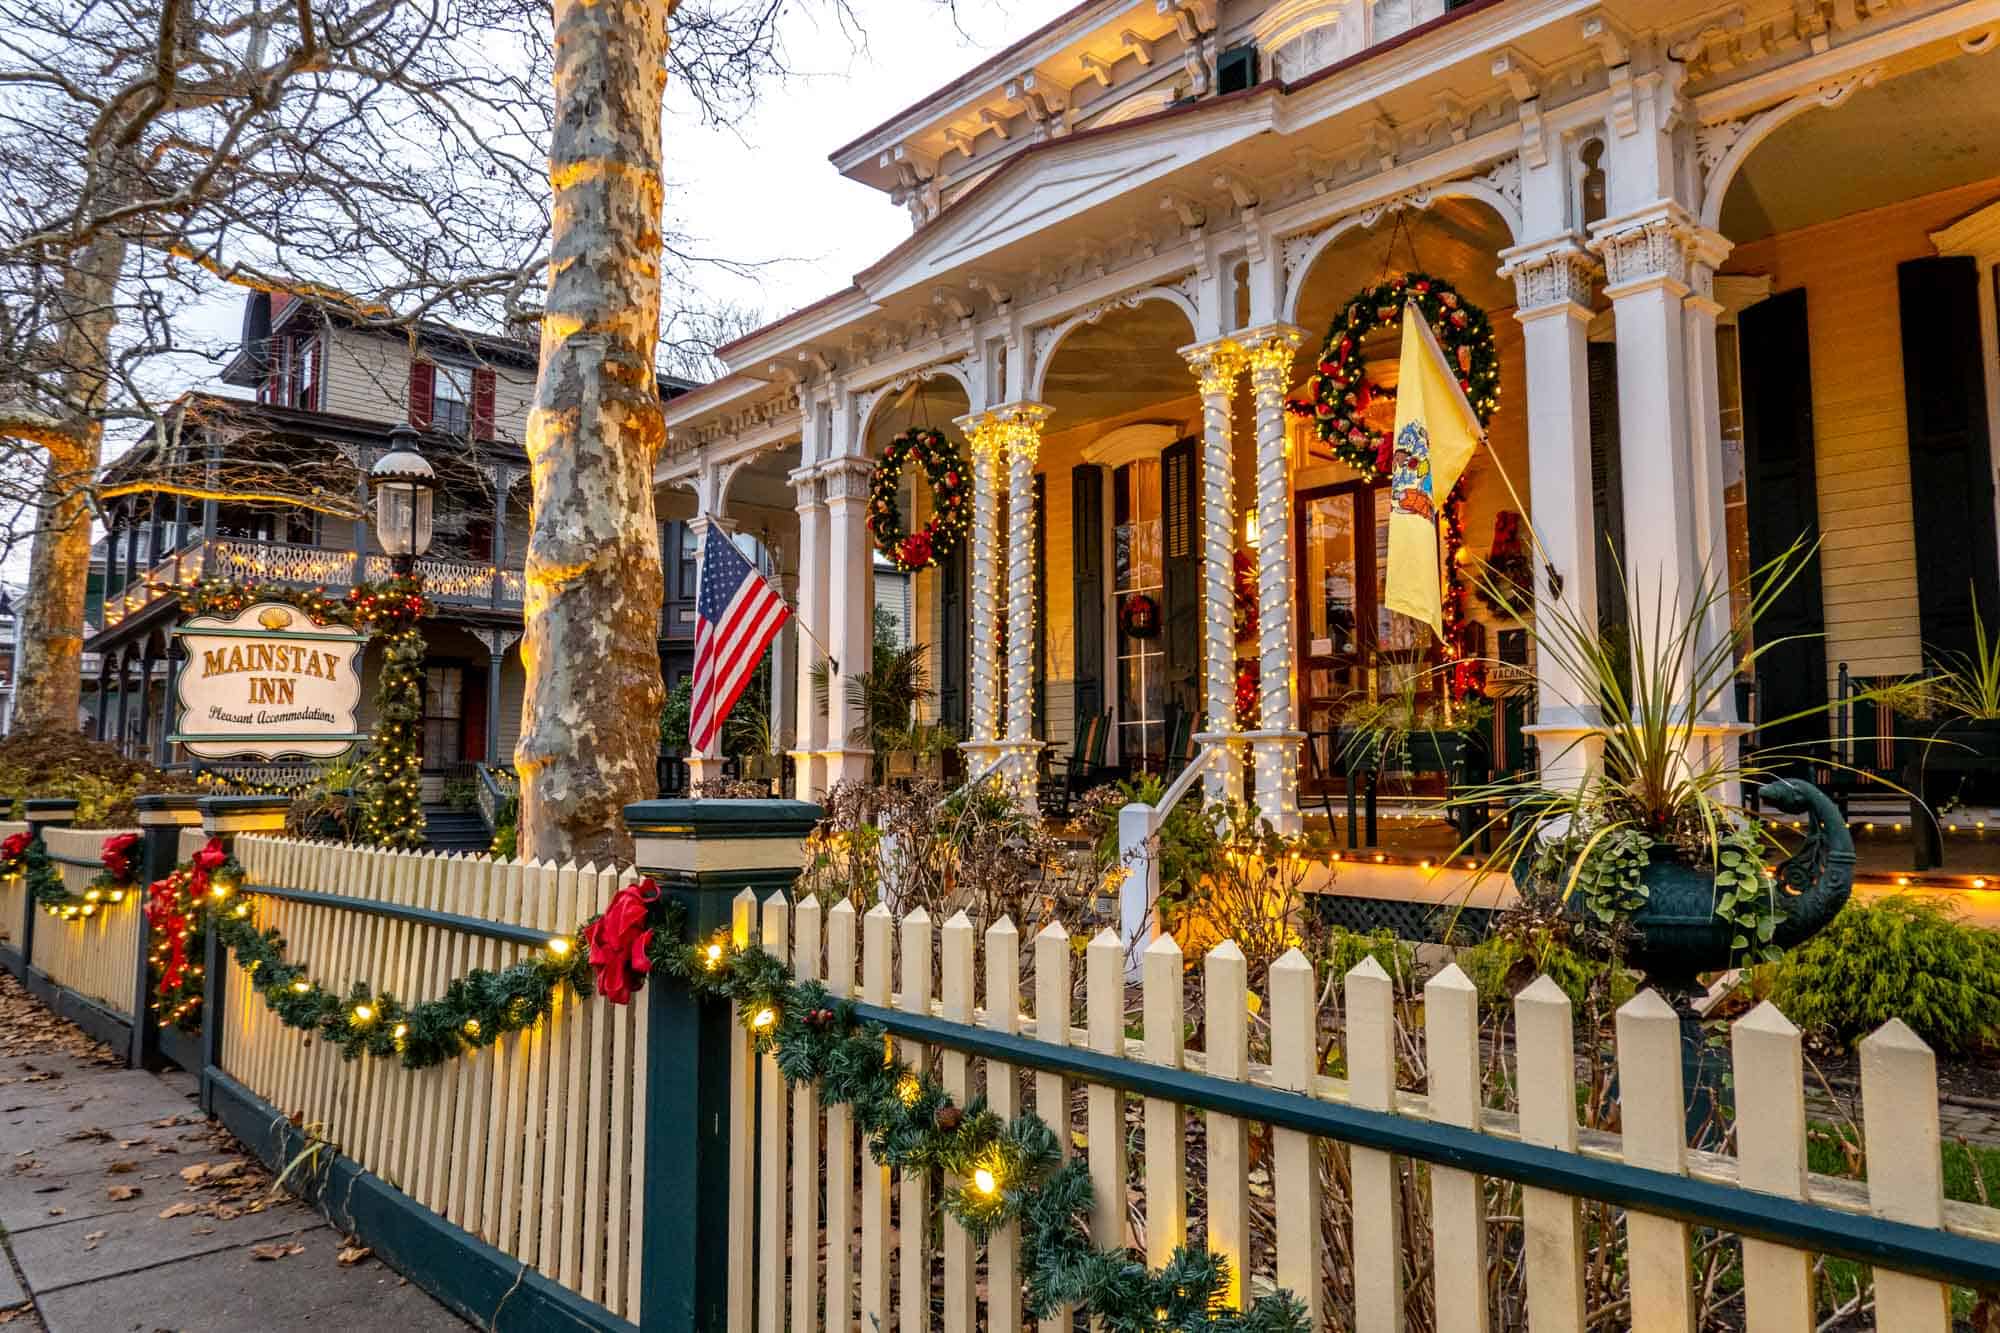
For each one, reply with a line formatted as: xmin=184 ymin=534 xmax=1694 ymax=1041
xmin=1039 ymin=711 xmax=1114 ymax=818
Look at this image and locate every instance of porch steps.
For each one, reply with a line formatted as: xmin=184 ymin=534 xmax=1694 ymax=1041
xmin=421 ymin=806 xmax=491 ymax=855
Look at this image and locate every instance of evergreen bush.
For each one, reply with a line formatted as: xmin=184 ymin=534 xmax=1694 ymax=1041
xmin=1772 ymin=894 xmax=2000 ymax=1055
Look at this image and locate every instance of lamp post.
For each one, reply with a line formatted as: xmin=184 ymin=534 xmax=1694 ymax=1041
xmin=369 ymin=425 xmax=437 ymax=576
xmin=358 ymin=426 xmax=437 ymax=848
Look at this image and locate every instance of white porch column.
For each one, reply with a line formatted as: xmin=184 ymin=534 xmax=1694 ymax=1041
xmin=1589 ymin=204 xmax=1744 ymax=780
xmin=1182 ymin=336 xmax=1247 ymax=805
xmin=1241 ymin=323 xmax=1306 ymax=834
xmin=997 ymin=401 xmax=1050 ymax=800
xmin=1499 ymin=236 xmax=1604 ymax=785
xmin=771 ymin=566 xmax=797 ymax=786
xmin=957 ymin=411 xmax=1005 ymax=775
xmin=684 ymin=510 xmax=727 ymax=790
xmin=821 ymin=455 xmax=876 ymax=788
xmin=788 ymin=466 xmax=828 ymax=800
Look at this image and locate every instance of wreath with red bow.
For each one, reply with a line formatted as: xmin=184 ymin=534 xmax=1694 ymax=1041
xmin=1118 ymin=592 xmax=1161 ymax=640
xmin=869 ymin=427 xmax=970 ymax=572
xmin=1287 ymin=272 xmax=1501 ymax=480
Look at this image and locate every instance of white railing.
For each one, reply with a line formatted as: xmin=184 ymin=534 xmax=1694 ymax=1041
xmin=211 ymin=539 xmax=360 ymax=588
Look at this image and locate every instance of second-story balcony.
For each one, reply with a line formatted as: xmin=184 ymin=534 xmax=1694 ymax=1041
xmin=102 ymin=538 xmax=528 ymax=630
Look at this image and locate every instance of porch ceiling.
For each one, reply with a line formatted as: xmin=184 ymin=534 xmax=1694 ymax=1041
xmin=1721 ymin=56 xmax=2000 ymax=244
xmin=1040 ymin=300 xmax=1197 ymax=431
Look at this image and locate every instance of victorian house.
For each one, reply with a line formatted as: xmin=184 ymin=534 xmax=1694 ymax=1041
xmin=661 ymin=0 xmax=2000 ymax=838
xmin=88 ymin=294 xmax=703 ymax=805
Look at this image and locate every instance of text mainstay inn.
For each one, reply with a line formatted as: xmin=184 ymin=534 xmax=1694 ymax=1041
xmin=663 ymin=0 xmax=2000 ymax=835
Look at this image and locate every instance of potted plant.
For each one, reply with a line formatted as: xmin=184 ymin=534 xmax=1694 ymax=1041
xmin=1867 ymin=596 xmax=2000 ymax=762
xmin=1461 ymin=543 xmax=1856 ymax=990
xmin=1335 ymin=678 xmax=1492 ymax=782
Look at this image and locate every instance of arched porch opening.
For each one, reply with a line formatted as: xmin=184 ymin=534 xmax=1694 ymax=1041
xmin=1284 ymin=197 xmax=1534 ymax=799
xmin=1710 ymin=48 xmax=2000 ymax=792
xmin=1034 ymin=298 xmax=1198 ymax=773
xmin=859 ymin=376 xmax=972 ymax=766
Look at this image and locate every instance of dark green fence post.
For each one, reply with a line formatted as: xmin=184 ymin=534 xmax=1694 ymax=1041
xmin=130 ymin=794 xmax=204 ymax=1071
xmin=20 ymin=798 xmax=79 ymax=981
xmin=195 ymin=796 xmax=290 ymax=1114
xmin=625 ymin=797 xmax=820 ymax=1333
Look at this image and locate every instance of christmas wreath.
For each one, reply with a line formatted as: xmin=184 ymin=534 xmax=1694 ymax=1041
xmin=1471 ymin=510 xmax=1536 ymax=618
xmin=1287 ymin=271 xmax=1500 ymax=479
xmin=1119 ymin=592 xmax=1161 ymax=640
xmin=869 ymin=427 xmax=969 ymax=572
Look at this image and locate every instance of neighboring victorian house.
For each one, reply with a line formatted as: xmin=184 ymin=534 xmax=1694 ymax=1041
xmin=87 ymin=293 xmax=703 ymax=813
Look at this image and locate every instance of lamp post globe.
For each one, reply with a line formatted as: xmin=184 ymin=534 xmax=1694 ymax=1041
xmin=369 ymin=425 xmax=437 ymax=576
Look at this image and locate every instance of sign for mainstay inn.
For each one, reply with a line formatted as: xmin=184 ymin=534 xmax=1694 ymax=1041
xmin=171 ymin=602 xmax=369 ymax=760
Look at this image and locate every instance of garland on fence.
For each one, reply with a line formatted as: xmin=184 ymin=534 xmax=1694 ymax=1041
xmin=215 ymin=876 xmax=1310 ymax=1330
xmin=4 ymin=831 xmax=143 ymax=920
xmin=145 ymin=838 xmax=243 ymax=1029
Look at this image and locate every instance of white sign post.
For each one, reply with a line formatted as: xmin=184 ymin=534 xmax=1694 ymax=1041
xmin=170 ymin=602 xmax=369 ymax=760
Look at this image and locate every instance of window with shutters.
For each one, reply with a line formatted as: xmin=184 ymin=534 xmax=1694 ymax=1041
xmin=1112 ymin=460 xmax=1165 ymax=765
xmin=432 ymin=364 xmax=472 ymax=435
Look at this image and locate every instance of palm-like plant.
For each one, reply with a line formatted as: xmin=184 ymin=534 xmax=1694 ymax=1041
xmin=845 ymin=641 xmax=933 ymax=750
xmin=1455 ymin=538 xmax=1827 ymax=937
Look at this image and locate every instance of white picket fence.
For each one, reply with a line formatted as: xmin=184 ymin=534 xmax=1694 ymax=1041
xmin=733 ymin=894 xmax=1994 ymax=1333
xmin=29 ymin=824 xmax=143 ymax=1018
xmin=227 ymin=837 xmax=648 ymax=1320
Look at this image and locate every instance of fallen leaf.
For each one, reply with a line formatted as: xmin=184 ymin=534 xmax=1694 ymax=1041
xmin=82 ymin=1228 xmax=106 ymax=1251
xmin=107 ymin=1184 xmax=140 ymax=1201
xmin=0 ymin=1305 xmax=23 ymax=1323
xmin=45 ymin=1206 xmax=63 ymax=1216
xmin=66 ymin=1126 xmax=111 ymax=1143
xmin=251 ymin=1241 xmax=305 ymax=1261
xmin=157 ymin=1202 xmax=199 ymax=1219
xmin=106 ymin=1160 xmax=136 ymax=1174
xmin=178 ymin=1163 xmax=209 ymax=1184
xmin=204 ymin=1159 xmax=246 ymax=1182
xmin=336 ymin=1245 xmax=371 ymax=1266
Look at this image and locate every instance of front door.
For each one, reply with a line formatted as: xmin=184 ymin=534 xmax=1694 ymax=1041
xmin=421 ymin=664 xmax=465 ymax=773
xmin=1295 ymin=482 xmax=1438 ymax=789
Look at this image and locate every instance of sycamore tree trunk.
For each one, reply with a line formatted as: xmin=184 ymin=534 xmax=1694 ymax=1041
xmin=14 ymin=222 xmax=128 ymax=734
xmin=516 ymin=0 xmax=671 ymax=863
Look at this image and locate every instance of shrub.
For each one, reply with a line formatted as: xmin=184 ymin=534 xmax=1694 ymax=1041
xmin=1323 ymin=925 xmax=1418 ymax=992
xmin=0 ymin=725 xmax=198 ymax=827
xmin=1772 ymin=895 xmax=2000 ymax=1055
xmin=1457 ymin=914 xmax=1636 ymax=1015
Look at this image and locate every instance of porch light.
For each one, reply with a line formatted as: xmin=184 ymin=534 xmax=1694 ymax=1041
xmin=370 ymin=425 xmax=437 ymax=573
xmin=1244 ymin=507 xmax=1260 ymax=546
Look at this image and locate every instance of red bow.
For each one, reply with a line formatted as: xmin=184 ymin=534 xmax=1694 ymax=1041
xmin=1 ymin=831 xmax=31 ymax=862
xmin=100 ymin=832 xmax=142 ymax=882
xmin=585 ymin=878 xmax=662 ymax=1005
xmin=146 ymin=872 xmax=192 ymax=996
xmin=192 ymin=839 xmax=228 ymax=876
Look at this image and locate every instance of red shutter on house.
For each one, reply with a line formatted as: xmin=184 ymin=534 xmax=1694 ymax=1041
xmin=472 ymin=366 xmax=496 ymax=440
xmin=409 ymin=359 xmax=435 ymax=429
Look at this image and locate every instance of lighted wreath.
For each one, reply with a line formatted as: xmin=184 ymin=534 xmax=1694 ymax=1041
xmin=1287 ymin=271 xmax=1501 ymax=480
xmin=1119 ymin=592 xmax=1161 ymax=640
xmin=869 ymin=427 xmax=969 ymax=573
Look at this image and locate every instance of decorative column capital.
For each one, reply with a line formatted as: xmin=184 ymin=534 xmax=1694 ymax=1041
xmin=818 ymin=456 xmax=875 ymax=503
xmin=1498 ymin=235 xmax=1600 ymax=316
xmin=960 ymin=402 xmax=1050 ymax=464
xmin=1235 ymin=323 xmax=1306 ymax=378
xmin=787 ymin=464 xmax=824 ymax=509
xmin=1587 ymin=203 xmax=1729 ymax=297
xmin=1179 ymin=336 xmax=1244 ymax=395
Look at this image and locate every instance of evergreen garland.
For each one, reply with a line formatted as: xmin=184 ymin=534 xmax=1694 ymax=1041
xmin=869 ymin=427 xmax=970 ymax=572
xmin=19 ymin=832 xmax=141 ymax=920
xmin=213 ymin=880 xmax=1311 ymax=1330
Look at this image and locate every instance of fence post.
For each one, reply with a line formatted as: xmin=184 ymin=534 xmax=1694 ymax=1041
xmin=625 ymin=796 xmax=821 ymax=1333
xmin=21 ymin=798 xmax=79 ymax=978
xmin=1117 ymin=801 xmax=1157 ymax=979
xmin=130 ymin=794 xmax=203 ymax=1071
xmin=195 ymin=795 xmax=290 ymax=1114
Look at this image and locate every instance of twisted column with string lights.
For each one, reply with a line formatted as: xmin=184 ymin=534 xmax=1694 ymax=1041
xmin=1243 ymin=325 xmax=1306 ymax=834
xmin=956 ymin=411 xmax=1005 ymax=773
xmin=997 ymin=402 xmax=1050 ymax=803
xmin=1182 ymin=338 xmax=1246 ymax=806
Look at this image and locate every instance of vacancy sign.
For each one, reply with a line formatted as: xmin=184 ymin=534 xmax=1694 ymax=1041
xmin=172 ymin=602 xmax=368 ymax=760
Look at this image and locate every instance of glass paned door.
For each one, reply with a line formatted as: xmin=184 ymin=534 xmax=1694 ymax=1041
xmin=1113 ymin=460 xmax=1165 ymax=766
xmin=422 ymin=665 xmax=464 ymax=769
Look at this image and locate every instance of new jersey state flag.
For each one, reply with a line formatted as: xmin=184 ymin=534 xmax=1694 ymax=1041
xmin=1383 ymin=302 xmax=1484 ymax=641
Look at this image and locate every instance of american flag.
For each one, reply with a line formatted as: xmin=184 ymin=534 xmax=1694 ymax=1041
xmin=691 ymin=525 xmax=791 ymax=753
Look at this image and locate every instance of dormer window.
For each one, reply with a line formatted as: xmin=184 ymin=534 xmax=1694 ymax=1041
xmin=433 ymin=364 xmax=472 ymax=436
xmin=260 ymin=333 xmax=320 ymax=411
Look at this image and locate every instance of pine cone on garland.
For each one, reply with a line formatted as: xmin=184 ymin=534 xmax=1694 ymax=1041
xmin=934 ymin=1104 xmax=963 ymax=1133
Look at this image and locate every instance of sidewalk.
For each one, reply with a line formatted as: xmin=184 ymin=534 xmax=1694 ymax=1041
xmin=0 ymin=973 xmax=466 ymax=1332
